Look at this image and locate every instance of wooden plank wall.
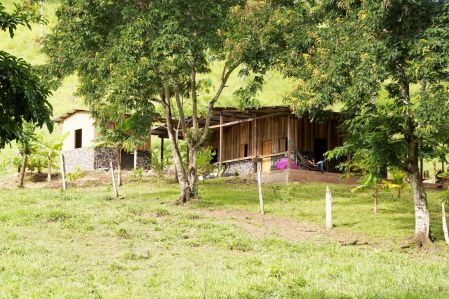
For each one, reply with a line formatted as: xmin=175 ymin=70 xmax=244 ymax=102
xmin=207 ymin=115 xmax=342 ymax=161
xmin=296 ymin=117 xmax=341 ymax=153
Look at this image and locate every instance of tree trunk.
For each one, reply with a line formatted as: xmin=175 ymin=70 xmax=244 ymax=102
xmin=19 ymin=155 xmax=28 ymax=188
xmin=47 ymin=156 xmax=52 ymax=183
xmin=187 ymin=146 xmax=198 ymax=198
xmin=162 ymin=87 xmax=191 ymax=203
xmin=442 ymin=202 xmax=449 ymax=245
xmin=400 ymin=76 xmax=431 ymax=247
xmin=408 ymin=139 xmax=431 ymax=246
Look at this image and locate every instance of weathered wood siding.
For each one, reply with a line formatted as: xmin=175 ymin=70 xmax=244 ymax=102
xmin=296 ymin=117 xmax=341 ymax=153
xmin=208 ymin=115 xmax=342 ymax=162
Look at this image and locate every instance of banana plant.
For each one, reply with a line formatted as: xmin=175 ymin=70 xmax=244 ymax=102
xmin=37 ymin=133 xmax=68 ymax=183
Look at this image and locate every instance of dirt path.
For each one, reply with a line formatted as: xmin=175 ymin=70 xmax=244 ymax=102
xmin=202 ymin=208 xmax=376 ymax=247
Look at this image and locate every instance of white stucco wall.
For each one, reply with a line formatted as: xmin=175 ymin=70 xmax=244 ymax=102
xmin=61 ymin=112 xmax=96 ymax=151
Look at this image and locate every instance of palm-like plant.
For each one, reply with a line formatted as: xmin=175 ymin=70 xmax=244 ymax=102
xmin=383 ymin=168 xmax=407 ymax=199
xmin=36 ymin=133 xmax=67 ymax=182
xmin=352 ymin=172 xmax=385 ymax=214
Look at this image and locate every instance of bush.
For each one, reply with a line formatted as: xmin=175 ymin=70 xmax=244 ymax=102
xmin=66 ymin=167 xmax=85 ymax=183
xmin=130 ymin=167 xmax=144 ymax=181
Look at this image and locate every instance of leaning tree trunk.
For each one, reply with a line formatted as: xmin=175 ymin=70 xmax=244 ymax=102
xmin=442 ymin=201 xmax=449 ymax=245
xmin=47 ymin=156 xmax=52 ymax=183
xmin=19 ymin=155 xmax=28 ymax=188
xmin=187 ymin=146 xmax=198 ymax=198
xmin=162 ymin=88 xmax=192 ymax=203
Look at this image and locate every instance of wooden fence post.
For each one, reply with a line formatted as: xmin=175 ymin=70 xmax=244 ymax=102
xmin=326 ymin=185 xmax=333 ymax=230
xmin=442 ymin=202 xmax=449 ymax=245
xmin=60 ymin=153 xmax=67 ymax=191
xmin=257 ymin=161 xmax=264 ymax=215
xmin=110 ymin=162 xmax=119 ymax=198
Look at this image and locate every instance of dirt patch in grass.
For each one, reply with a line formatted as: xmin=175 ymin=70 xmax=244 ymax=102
xmin=202 ymin=209 xmax=377 ymax=248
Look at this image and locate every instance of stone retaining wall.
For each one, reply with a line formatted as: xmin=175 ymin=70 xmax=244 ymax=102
xmin=223 ymin=160 xmax=255 ymax=176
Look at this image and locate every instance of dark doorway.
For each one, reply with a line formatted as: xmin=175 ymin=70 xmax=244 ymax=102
xmin=240 ymin=144 xmax=249 ymax=158
xmin=120 ymin=151 xmax=134 ymax=170
xmin=74 ymin=129 xmax=82 ymax=149
xmin=314 ymin=138 xmax=327 ymax=162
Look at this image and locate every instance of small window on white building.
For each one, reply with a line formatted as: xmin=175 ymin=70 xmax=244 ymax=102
xmin=75 ymin=129 xmax=82 ymax=149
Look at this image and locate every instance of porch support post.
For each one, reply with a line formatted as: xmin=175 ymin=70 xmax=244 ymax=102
xmin=420 ymin=158 xmax=424 ymax=180
xmin=287 ymin=114 xmax=291 ymax=184
xmin=252 ymin=115 xmax=257 ymax=173
xmin=327 ymin=121 xmax=331 ymax=172
xmin=219 ymin=112 xmax=224 ymax=168
xmin=160 ymin=137 xmax=164 ymax=168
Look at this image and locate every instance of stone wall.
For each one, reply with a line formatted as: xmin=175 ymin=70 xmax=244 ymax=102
xmin=62 ymin=148 xmax=95 ymax=173
xmin=94 ymin=147 xmax=119 ymax=170
xmin=223 ymin=160 xmax=255 ymax=176
xmin=94 ymin=147 xmax=151 ymax=171
xmin=136 ymin=150 xmax=151 ymax=170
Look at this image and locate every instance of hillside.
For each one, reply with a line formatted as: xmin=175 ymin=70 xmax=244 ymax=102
xmin=0 ymin=0 xmax=294 ymax=171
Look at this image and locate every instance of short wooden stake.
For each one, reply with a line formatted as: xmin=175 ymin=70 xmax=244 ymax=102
xmin=257 ymin=161 xmax=264 ymax=215
xmin=110 ymin=162 xmax=119 ymax=198
xmin=326 ymin=185 xmax=333 ymax=230
xmin=442 ymin=202 xmax=449 ymax=245
xmin=134 ymin=149 xmax=138 ymax=169
xmin=60 ymin=153 xmax=67 ymax=191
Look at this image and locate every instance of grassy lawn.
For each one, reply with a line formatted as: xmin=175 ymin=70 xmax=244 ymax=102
xmin=1 ymin=176 xmax=449 ymax=298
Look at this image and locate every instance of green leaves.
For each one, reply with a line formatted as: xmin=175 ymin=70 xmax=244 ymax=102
xmin=0 ymin=50 xmax=52 ymax=148
xmin=0 ymin=3 xmax=52 ymax=148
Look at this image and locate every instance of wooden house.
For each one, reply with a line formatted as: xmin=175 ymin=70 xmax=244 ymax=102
xmin=201 ymin=106 xmax=347 ymax=182
xmin=55 ymin=106 xmax=351 ymax=183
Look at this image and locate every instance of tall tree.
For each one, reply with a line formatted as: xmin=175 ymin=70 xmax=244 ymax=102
xmin=281 ymin=1 xmax=449 ymax=246
xmin=0 ymin=3 xmax=52 ymax=148
xmin=44 ymin=0 xmax=284 ymax=202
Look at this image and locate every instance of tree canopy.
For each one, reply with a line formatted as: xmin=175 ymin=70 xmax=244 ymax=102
xmin=280 ymin=0 xmax=449 ymax=245
xmin=0 ymin=3 xmax=52 ymax=148
xmin=44 ymin=0 xmax=287 ymax=202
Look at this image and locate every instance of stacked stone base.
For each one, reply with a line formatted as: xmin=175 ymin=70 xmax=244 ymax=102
xmin=223 ymin=160 xmax=255 ymax=176
xmin=62 ymin=147 xmax=151 ymax=173
xmin=63 ymin=148 xmax=95 ymax=173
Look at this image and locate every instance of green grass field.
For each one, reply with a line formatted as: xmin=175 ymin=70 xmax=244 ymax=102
xmin=0 ymin=175 xmax=448 ymax=298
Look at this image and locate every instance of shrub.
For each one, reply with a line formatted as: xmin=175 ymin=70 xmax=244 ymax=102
xmin=130 ymin=167 xmax=144 ymax=181
xmin=66 ymin=167 xmax=85 ymax=183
